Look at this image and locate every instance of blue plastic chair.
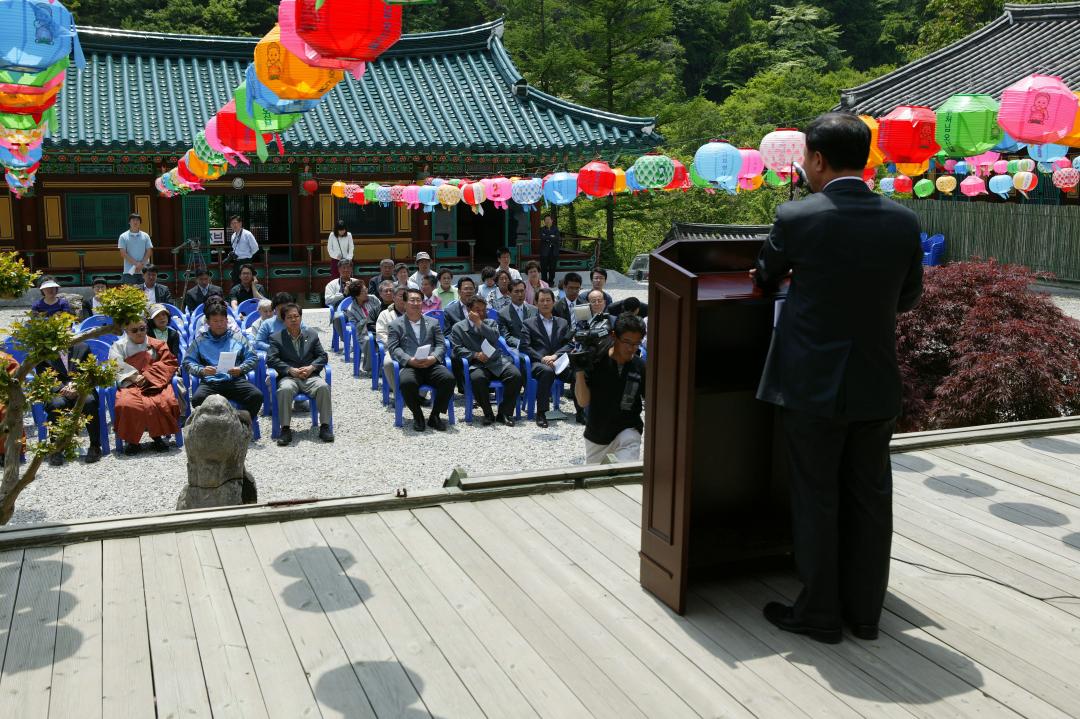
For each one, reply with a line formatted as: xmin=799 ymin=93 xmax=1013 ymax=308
xmin=236 ymin=298 xmax=260 ymax=318
xmin=486 ymin=308 xmax=499 ymax=321
xmin=389 ymin=347 xmax=456 ymax=428
xmin=329 ymin=300 xmax=343 ymax=353
xmin=30 ymin=338 xmax=114 ymax=455
xmin=426 ymin=309 xmax=445 ymax=331
xmin=266 ymin=363 xmax=333 ymax=439
xmin=78 ymin=314 xmax=114 ymax=333
xmin=188 ymin=370 xmax=262 ymax=440
xmin=162 ymin=303 xmax=185 ymax=322
xmin=337 ymin=297 xmax=355 ymax=361
xmin=242 ymin=312 xmax=261 ymax=333
xmin=923 ymin=234 xmax=946 ymax=266
xmin=461 ymin=336 xmax=529 ymax=423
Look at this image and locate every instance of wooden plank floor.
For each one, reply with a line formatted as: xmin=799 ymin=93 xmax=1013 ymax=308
xmin=2 ymin=435 xmax=1080 ymax=717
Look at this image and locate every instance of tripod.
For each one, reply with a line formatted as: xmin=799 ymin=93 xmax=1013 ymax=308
xmin=172 ymin=237 xmax=210 ymax=301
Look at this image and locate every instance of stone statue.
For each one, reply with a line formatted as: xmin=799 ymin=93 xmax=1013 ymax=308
xmin=177 ymin=394 xmax=257 ymax=510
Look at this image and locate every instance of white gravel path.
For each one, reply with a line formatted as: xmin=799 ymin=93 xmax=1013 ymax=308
xmin=1 ymin=271 xmax=649 ymax=527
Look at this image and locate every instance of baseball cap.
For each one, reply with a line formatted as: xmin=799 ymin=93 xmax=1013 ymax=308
xmin=415 ymin=251 xmax=431 ymax=261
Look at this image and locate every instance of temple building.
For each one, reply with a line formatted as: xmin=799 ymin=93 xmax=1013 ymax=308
xmin=6 ymin=19 xmax=661 ymax=297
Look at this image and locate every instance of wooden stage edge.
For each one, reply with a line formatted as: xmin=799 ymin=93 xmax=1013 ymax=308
xmin=2 ymin=416 xmax=1079 ymax=549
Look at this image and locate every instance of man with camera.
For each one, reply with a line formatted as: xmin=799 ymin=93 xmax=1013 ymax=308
xmin=227 ymin=215 xmax=260 ymax=284
xmin=574 ymin=313 xmax=646 ymax=463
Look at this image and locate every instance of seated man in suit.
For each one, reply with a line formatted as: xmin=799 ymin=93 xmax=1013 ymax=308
xmin=183 ymin=267 xmax=222 ymax=312
xmin=450 ymin=295 xmax=522 ymax=426
xmin=138 ymin=264 xmax=172 ymax=306
xmin=522 ymin=288 xmax=576 ymax=428
xmin=443 ymin=277 xmax=476 ymax=392
xmin=184 ymin=303 xmax=263 ymax=421
xmin=582 ymin=289 xmax=613 ymax=329
xmin=497 ymin=279 xmax=536 ymax=349
xmin=376 ymin=285 xmax=407 ymax=388
xmin=554 ymin=271 xmax=586 ymax=323
xmin=267 ymin=303 xmax=334 ymax=446
xmin=324 ymin=259 xmax=355 ymax=340
xmin=607 ymin=296 xmax=647 ymax=319
xmin=589 ymin=267 xmax=614 ymax=309
xmin=368 ymin=258 xmax=395 ymax=297
xmin=387 ymin=288 xmax=455 ymax=432
xmin=37 ymin=342 xmax=103 ymax=465
xmin=253 ymin=292 xmax=298 ymax=352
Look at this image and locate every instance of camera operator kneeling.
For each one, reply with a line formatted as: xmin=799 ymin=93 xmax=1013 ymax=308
xmin=574 ymin=313 xmax=646 ymax=464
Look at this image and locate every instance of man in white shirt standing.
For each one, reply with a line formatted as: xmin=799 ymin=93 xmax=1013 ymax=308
xmin=118 ymin=213 xmax=153 ymax=285
xmin=228 ymin=215 xmax=260 ymax=284
xmin=408 ymin=251 xmax=437 ymax=289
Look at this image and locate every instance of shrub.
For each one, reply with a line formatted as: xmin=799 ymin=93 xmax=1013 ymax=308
xmin=896 ymin=259 xmax=1080 ymax=431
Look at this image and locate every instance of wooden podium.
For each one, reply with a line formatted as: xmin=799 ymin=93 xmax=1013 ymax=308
xmin=640 ymin=237 xmax=791 ymax=614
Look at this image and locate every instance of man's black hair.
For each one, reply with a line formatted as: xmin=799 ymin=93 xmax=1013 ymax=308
xmin=91 ymin=277 xmax=107 ymax=287
xmin=421 ymin=274 xmax=437 ymax=287
xmin=128 ymin=213 xmax=142 ymax=221
xmin=230 ymin=215 xmax=242 ymax=224
xmin=195 ymin=267 xmax=210 ymax=278
xmin=281 ymin=302 xmax=302 ymax=318
xmin=563 ymin=271 xmax=583 ymax=286
xmin=509 ymin=278 xmax=526 ymax=290
xmin=536 ymin=287 xmax=556 ymax=302
xmin=404 ymin=287 xmax=424 ymax=302
xmin=591 ymin=266 xmax=608 ymax=280
xmin=466 ymin=295 xmax=488 ymax=310
xmin=272 ymin=291 xmax=293 ymax=308
xmin=497 ymin=247 xmax=510 ymax=257
xmin=239 ymin=263 xmax=256 ymax=277
xmin=204 ymin=303 xmax=229 ymax=319
xmin=481 ymin=266 xmax=497 ymax=281
xmin=437 ymin=268 xmax=453 ymax=280
xmin=614 ymin=313 xmax=646 ymax=338
xmin=623 ymin=296 xmax=641 ymax=313
xmin=457 ymin=276 xmax=476 ymax=289
xmin=804 ymin=112 xmax=871 ymax=172
xmin=142 ymin=264 xmax=157 ymax=274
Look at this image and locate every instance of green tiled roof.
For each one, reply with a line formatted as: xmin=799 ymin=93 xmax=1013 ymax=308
xmin=52 ymin=20 xmax=662 ymax=155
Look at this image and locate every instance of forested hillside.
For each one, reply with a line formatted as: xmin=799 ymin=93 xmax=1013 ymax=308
xmin=69 ymin=0 xmax=1072 ymax=266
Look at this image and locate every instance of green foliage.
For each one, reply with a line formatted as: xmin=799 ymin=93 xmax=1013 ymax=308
xmin=0 ymin=251 xmax=39 ymax=300
xmin=90 ymin=284 xmax=154 ymax=333
xmin=8 ymin=312 xmax=79 ymax=365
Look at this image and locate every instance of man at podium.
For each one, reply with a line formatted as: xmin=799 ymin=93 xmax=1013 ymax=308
xmin=753 ymin=112 xmax=924 ymax=644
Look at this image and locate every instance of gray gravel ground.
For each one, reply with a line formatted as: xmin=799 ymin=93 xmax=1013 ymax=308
xmin=1 ymin=271 xmax=649 ymax=527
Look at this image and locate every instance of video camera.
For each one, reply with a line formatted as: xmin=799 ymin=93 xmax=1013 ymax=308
xmin=569 ymin=305 xmax=610 ymax=372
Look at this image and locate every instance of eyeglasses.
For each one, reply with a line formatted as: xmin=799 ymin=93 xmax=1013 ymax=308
xmin=129 ymin=327 xmax=147 ymax=333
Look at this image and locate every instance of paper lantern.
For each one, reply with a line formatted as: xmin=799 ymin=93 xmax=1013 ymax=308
xmin=184 ymin=149 xmax=226 ymax=181
xmin=893 ymin=174 xmax=913 ymax=193
xmin=998 ymin=74 xmax=1078 ymax=144
xmin=1027 ymin=143 xmax=1068 ymax=162
xmin=1053 ymin=167 xmax=1080 ymax=190
xmin=214 ymin=100 xmax=273 ymax=157
xmin=953 ymin=161 xmax=969 ymax=175
xmin=737 ymin=148 xmax=764 ymax=179
xmin=1016 ymin=158 xmax=1036 ymax=172
xmin=0 ymin=81 xmax=60 ymax=109
xmin=988 ymin=174 xmax=1013 ymax=198
xmin=936 ymin=175 xmax=957 ymax=194
xmin=759 ymin=128 xmax=805 ymax=173
xmin=510 ymin=177 xmax=542 ymax=211
xmin=364 ymin=182 xmax=380 ymax=202
xmin=879 ymin=106 xmax=940 ymax=164
xmin=665 ymin=159 xmax=690 ymax=191
xmin=418 ymin=184 xmax=438 ymax=213
xmin=737 ymin=175 xmax=763 ymax=191
xmin=330 ymin=180 xmax=346 ymax=198
xmin=895 ymin=161 xmax=928 ymax=176
xmin=435 ymin=182 xmax=461 ymax=210
xmin=402 ymin=184 xmax=421 ymax=210
xmin=0 ymin=140 xmax=39 ymax=167
xmin=693 ymin=140 xmax=741 ymax=182
xmin=1013 ymin=171 xmax=1038 ymax=192
xmin=483 ymin=176 xmax=513 ymax=209
xmin=631 ymin=154 xmax=675 ymax=189
xmin=0 ymin=57 xmax=67 ymax=88
xmin=960 ymin=176 xmax=987 ymax=197
xmin=232 ymin=82 xmax=299 ymax=160
xmin=624 ymin=166 xmax=644 ymax=192
xmin=612 ymin=167 xmax=628 ymax=193
xmin=913 ymin=178 xmax=935 ymax=198
xmin=577 ymin=161 xmax=616 ymax=198
xmin=375 ymin=185 xmax=393 ymax=206
xmin=462 ymin=181 xmax=486 ymax=214
xmin=763 ymin=169 xmax=792 ymax=187
xmin=859 ymin=116 xmax=887 ymax=168
xmin=0 ymin=0 xmax=85 ymax=74
xmin=934 ymin=94 xmax=1002 ymax=156
xmin=992 ymin=160 xmax=1009 ymax=174
xmin=389 ymin=185 xmax=405 ymax=204
xmin=879 ymin=177 xmax=895 ymax=195
xmin=193 ymin=131 xmax=227 ymax=167
xmin=244 ymin=64 xmax=319 ymax=117
xmin=277 ymin=0 xmax=365 ymax=75
xmin=302 ymin=178 xmax=319 ymax=193
xmin=1054 ymin=157 xmax=1071 ymax=170
xmin=254 ymin=23 xmax=343 ymax=99
xmin=543 ymin=172 xmax=579 ymax=205
xmin=294 ymin=0 xmax=402 ymax=64
xmin=992 ymin=130 xmax=1026 ymax=153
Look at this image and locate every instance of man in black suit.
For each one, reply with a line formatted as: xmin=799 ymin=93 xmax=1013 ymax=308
xmin=553 ymin=271 xmax=586 ymax=324
xmin=183 ymin=268 xmax=223 ymax=312
xmin=387 ymin=288 xmax=455 ymax=432
xmin=449 ymin=295 xmax=523 ymax=426
xmin=522 ymin=288 xmax=576 ymax=428
xmin=266 ymin=303 xmax=334 ymax=446
xmin=497 ymin=279 xmax=537 ymax=349
xmin=138 ymin=265 xmax=172 ymax=306
xmin=37 ymin=342 xmax=103 ymax=465
xmin=443 ymin=277 xmax=476 ymax=393
xmin=753 ymin=112 xmax=923 ymax=644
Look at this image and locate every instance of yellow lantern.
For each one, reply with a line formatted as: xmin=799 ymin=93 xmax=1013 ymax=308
xmin=330 ymin=181 xmax=347 ymax=198
xmin=896 ymin=160 xmax=929 ymax=176
xmin=612 ymin=167 xmax=628 ymax=193
xmin=860 ymin=115 xmax=887 ymax=169
xmin=184 ymin=150 xmax=227 ymax=182
xmin=935 ymin=175 xmax=957 ymax=195
xmin=1060 ymin=92 xmax=1080 ymax=148
xmin=253 ymin=25 xmax=343 ymax=100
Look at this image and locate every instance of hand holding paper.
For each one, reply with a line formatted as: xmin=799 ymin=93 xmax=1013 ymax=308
xmin=217 ymin=351 xmax=238 ymax=373
xmin=413 ymin=344 xmax=432 ymax=361
xmin=481 ymin=339 xmax=498 ymax=357
xmin=554 ymin=353 xmax=570 ymax=374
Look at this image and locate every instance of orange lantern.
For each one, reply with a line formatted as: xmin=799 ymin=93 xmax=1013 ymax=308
xmin=254 ymin=24 xmax=343 ymax=100
xmin=860 ymin=115 xmax=886 ymax=169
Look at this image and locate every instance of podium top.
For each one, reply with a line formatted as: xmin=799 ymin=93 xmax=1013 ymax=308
xmin=652 ymin=238 xmax=763 ymax=274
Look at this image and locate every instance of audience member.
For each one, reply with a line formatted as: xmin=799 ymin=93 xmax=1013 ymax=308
xmin=420 ymin=275 xmax=442 ymax=314
xmin=450 ymin=295 xmax=522 ymax=426
xmin=147 ymin=304 xmax=181 ymax=358
xmin=184 ymin=303 xmax=263 ymax=420
xmin=392 ymin=262 xmax=413 ymax=290
xmin=387 ymin=288 xmax=455 ymax=432
xmin=477 ymin=266 xmax=498 ymax=303
xmin=575 ymin=313 xmax=646 ymax=463
xmin=184 ymin=268 xmax=222 ymax=312
xmin=497 ymin=279 xmax=536 ymax=349
xmin=31 ymin=277 xmax=73 ymax=317
xmin=267 ymin=303 xmax=334 ymax=446
xmin=554 ymin=271 xmax=586 ymax=323
xmin=496 ymin=247 xmax=522 ymax=281
xmin=376 ymin=286 xmax=408 ymax=387
xmin=523 ymin=260 xmax=549 ymax=306
xmin=369 ymin=258 xmax=395 ymax=296
xmin=434 ymin=268 xmax=457 ymax=307
xmin=375 ymin=279 xmax=394 ymax=313
xmin=325 ymin=259 xmax=355 ymax=339
xmin=110 ymin=318 xmax=182 ymax=455
xmin=254 ymin=292 xmax=298 ymax=352
xmin=607 ymin=296 xmax=647 ymax=319
xmin=90 ymin=278 xmax=107 ymax=316
xmin=247 ymin=299 xmax=274 ymax=339
xmin=37 ymin=341 xmax=102 ymax=465
xmin=138 ymin=265 xmax=172 ymax=306
xmin=409 ymin=252 xmax=437 ymax=288
xmin=193 ymin=296 xmax=242 ymax=338
xmin=522 ymin=287 xmax=576 ymax=428
xmin=344 ymin=280 xmax=382 ymax=373
xmin=590 ymin=266 xmax=614 ymax=309
xmin=443 ymin=277 xmax=476 ymax=392
xmin=229 ymin=264 xmax=265 ymax=310
xmin=584 ymin=289 xmax=611 ymax=328
xmin=490 ymin=269 xmax=512 ymax=312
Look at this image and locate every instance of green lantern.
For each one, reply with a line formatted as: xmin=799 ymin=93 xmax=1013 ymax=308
xmin=689 ymin=164 xmax=710 ymax=188
xmin=763 ymin=169 xmax=791 ymax=186
xmin=935 ymin=94 xmax=1003 ymax=157
xmin=631 ymin=153 xmax=675 ymax=189
xmin=233 ymin=82 xmax=301 ymax=161
xmin=193 ymin=130 xmax=227 ymax=166
xmin=364 ymin=182 xmax=381 ymax=202
xmin=913 ymin=178 xmax=935 ymax=198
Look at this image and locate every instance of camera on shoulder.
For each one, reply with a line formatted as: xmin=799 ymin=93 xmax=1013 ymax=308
xmin=569 ymin=313 xmax=610 ymax=372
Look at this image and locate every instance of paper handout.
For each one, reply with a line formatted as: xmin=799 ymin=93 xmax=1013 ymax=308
xmin=481 ymin=339 xmax=498 ymax=357
xmin=413 ymin=344 xmax=432 ymax=360
xmin=217 ymin=351 xmax=238 ymax=373
xmin=554 ymin=353 xmax=570 ymax=374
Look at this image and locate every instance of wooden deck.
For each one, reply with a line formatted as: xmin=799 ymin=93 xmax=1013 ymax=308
xmin=2 ymin=433 xmax=1080 ymax=718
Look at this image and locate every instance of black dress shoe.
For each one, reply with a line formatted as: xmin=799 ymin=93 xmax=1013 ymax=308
xmin=763 ymin=602 xmax=842 ymax=644
xmin=123 ymin=443 xmax=141 ymax=456
xmin=150 ymin=437 xmax=169 ymax=452
xmin=536 ymin=412 xmax=548 ymax=429
xmin=496 ymin=414 xmax=515 ymax=427
xmin=481 ymin=413 xmax=495 ymax=426
xmin=85 ymin=445 xmax=102 ymax=464
xmin=427 ymin=416 xmax=447 ymax=431
xmin=575 ymin=410 xmax=586 ymax=425
xmin=47 ymin=452 xmax=64 ymax=467
xmin=319 ymin=424 xmax=335 ymax=442
xmin=848 ymin=623 xmax=879 ymax=640
xmin=277 ymin=427 xmax=293 ymax=446
xmin=412 ymin=415 xmax=426 ymax=432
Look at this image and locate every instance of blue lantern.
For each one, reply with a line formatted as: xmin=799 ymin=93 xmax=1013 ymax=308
xmin=625 ymin=166 xmax=644 ymax=192
xmin=953 ymin=161 xmax=969 ymax=175
xmin=988 ymin=174 xmax=1013 ymax=199
xmin=0 ymin=0 xmax=85 ymax=73
xmin=880 ymin=177 xmax=895 ymax=195
xmin=511 ymin=177 xmax=543 ymax=212
xmin=543 ymin=172 xmax=579 ymax=205
xmin=1028 ymin=143 xmax=1068 ymax=162
xmin=418 ymin=185 xmax=438 ymax=213
xmin=244 ymin=65 xmax=319 ymax=117
xmin=693 ymin=140 xmax=742 ymax=183
xmin=992 ymin=130 xmax=1026 ymax=153
xmin=375 ymin=185 xmax=393 ymax=207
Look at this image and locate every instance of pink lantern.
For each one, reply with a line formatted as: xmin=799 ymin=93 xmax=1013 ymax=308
xmin=997 ymin=74 xmax=1078 ymax=144
xmin=944 ymin=159 xmax=957 ymax=172
xmin=737 ymin=148 xmax=764 ymax=179
xmin=759 ymin=128 xmax=806 ymax=173
xmin=893 ymin=174 xmax=913 ymax=193
xmin=1054 ymin=157 xmax=1072 ymax=170
xmin=482 ymin=176 xmax=513 ymax=208
xmin=1053 ymin=167 xmax=1080 ymax=190
xmin=993 ymin=160 xmax=1009 ymax=174
xmin=402 ymin=184 xmax=421 ymax=210
xmin=966 ymin=150 xmax=999 ymax=177
xmin=390 ymin=185 xmax=405 ymax=204
xmin=960 ymin=176 xmax=988 ymax=197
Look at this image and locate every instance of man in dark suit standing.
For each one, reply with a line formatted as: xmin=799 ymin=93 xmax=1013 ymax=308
xmin=521 ymin=288 xmax=575 ymax=428
xmin=753 ymin=112 xmax=923 ymax=644
xmin=183 ymin=268 xmax=223 ymax=312
xmin=37 ymin=342 xmax=103 ymax=465
xmin=266 ymin=303 xmax=334 ymax=446
xmin=539 ymin=214 xmax=561 ymax=286
xmin=449 ymin=295 xmax=523 ymax=426
xmin=388 ymin=288 xmax=455 ymax=432
xmin=497 ymin=279 xmax=537 ymax=349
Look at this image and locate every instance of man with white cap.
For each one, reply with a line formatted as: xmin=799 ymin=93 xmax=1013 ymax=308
xmin=408 ymin=251 xmax=437 ymax=289
xmin=31 ymin=277 xmax=73 ymax=317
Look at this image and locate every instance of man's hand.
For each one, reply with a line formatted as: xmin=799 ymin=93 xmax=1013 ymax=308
xmin=297 ymin=366 xmax=313 ymax=379
xmin=412 ymin=356 xmax=437 ymax=369
xmin=59 ymin=382 xmax=78 ymax=400
xmin=227 ymin=367 xmax=244 ymax=378
xmin=474 ymin=351 xmax=489 ymax=364
xmin=542 ymin=354 xmax=557 ymax=366
xmin=130 ymin=373 xmax=146 ymax=387
xmin=134 ymin=261 xmax=144 ymax=273
xmin=202 ymin=366 xmax=217 ymax=377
